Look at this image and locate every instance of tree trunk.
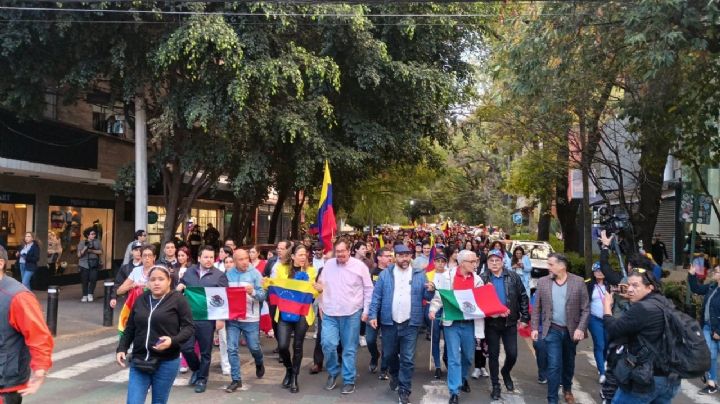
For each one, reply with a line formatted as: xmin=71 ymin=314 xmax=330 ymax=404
xmin=227 ymin=199 xmax=243 ymax=239
xmin=290 ymin=189 xmax=304 ymax=240
xmin=537 ymin=197 xmax=552 ymax=241
xmin=161 ymin=163 xmax=183 ymax=245
xmin=555 ymin=135 xmax=580 ymax=253
xmin=632 ymin=139 xmax=671 ymax=251
xmin=267 ymin=185 xmax=289 ymax=243
xmin=578 ymin=117 xmax=594 ymax=277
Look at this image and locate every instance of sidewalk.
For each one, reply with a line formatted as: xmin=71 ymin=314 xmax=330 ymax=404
xmin=34 ymin=283 xmax=119 ymax=341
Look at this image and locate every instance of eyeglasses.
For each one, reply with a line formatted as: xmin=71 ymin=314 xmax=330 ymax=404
xmin=141 ymin=253 xmax=155 ymax=258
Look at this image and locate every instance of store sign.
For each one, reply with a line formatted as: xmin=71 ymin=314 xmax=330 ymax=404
xmin=49 ymin=196 xmax=115 ymax=209
xmin=0 ymin=192 xmax=35 ymax=204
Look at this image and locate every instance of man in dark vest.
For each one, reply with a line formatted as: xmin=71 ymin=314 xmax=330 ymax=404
xmin=0 ymin=245 xmax=54 ymax=403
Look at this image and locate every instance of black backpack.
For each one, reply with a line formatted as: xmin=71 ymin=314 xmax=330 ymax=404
xmin=642 ymin=295 xmax=710 ymax=379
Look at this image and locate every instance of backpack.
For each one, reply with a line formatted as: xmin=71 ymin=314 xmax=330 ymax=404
xmin=642 ymin=296 xmax=710 ymax=379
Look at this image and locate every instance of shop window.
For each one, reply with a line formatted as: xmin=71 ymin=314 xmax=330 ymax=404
xmin=48 ymin=204 xmax=114 ymax=274
xmin=0 ymin=202 xmax=35 ymax=262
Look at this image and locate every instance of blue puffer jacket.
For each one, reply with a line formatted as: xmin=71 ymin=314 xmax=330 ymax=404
xmin=368 ymin=265 xmax=434 ymax=327
xmin=688 ymin=274 xmax=720 ymax=334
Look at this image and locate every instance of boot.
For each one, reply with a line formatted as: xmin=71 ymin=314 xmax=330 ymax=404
xmin=282 ymin=367 xmax=292 ymax=388
xmin=290 ymin=371 xmax=299 ymax=393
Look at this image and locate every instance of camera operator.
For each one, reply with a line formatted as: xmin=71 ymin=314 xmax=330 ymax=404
xmin=78 ymin=229 xmax=103 ymax=303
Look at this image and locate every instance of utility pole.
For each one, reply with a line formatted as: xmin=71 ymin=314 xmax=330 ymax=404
xmin=134 ymin=95 xmax=148 ymax=232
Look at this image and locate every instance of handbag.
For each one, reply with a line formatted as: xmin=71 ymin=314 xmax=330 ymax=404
xmin=132 ymin=356 xmax=159 ymax=374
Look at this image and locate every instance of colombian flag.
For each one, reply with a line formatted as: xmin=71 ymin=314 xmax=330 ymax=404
xmin=267 ymin=278 xmax=320 ymax=325
xmin=118 ymin=287 xmax=143 ymax=335
xmin=317 ymin=161 xmax=337 ymax=253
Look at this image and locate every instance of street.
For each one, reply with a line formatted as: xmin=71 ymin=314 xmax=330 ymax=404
xmin=26 ymin=284 xmax=719 ymax=404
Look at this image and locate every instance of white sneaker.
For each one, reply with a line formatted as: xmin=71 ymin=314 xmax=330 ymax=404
xmin=479 ymin=368 xmax=489 ymax=377
xmin=471 ymin=368 xmax=482 ymax=379
xmin=87 ymin=294 xmax=94 ymax=302
xmin=179 ymin=366 xmax=188 ymax=374
xmin=81 ymin=296 xmax=88 ymax=302
xmin=599 ymin=374 xmax=606 ymax=384
xmin=359 ymin=336 xmax=367 ymax=347
xmin=313 ymin=332 xmax=318 ymax=339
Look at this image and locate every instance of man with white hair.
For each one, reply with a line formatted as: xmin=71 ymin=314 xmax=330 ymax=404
xmin=429 ymin=249 xmax=487 ymax=404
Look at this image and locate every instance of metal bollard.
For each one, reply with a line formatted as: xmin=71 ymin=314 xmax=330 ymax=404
xmin=46 ymin=285 xmax=59 ymax=336
xmin=103 ymin=281 xmax=114 ymax=327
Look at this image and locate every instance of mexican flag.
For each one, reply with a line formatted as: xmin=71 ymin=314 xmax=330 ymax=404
xmin=185 ymin=287 xmax=247 ymax=320
xmin=438 ymin=284 xmax=509 ymax=321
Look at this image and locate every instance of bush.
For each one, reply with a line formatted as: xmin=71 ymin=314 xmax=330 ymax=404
xmin=563 ymin=251 xmax=623 ymax=278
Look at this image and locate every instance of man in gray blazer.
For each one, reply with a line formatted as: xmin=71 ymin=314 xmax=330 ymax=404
xmin=531 ymin=253 xmax=589 ymax=404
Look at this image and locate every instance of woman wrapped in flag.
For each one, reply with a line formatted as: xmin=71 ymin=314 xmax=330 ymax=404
xmin=265 ymin=244 xmax=321 ymax=394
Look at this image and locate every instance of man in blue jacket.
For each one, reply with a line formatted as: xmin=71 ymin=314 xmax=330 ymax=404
xmin=369 ymin=244 xmax=435 ymax=404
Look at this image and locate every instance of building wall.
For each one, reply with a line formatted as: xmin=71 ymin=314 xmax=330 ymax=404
xmin=97 ymin=136 xmax=134 ymax=181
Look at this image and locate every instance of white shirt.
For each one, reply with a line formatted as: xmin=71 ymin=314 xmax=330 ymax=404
xmin=392 ymin=267 xmax=413 ymax=323
xmin=128 ymin=266 xmax=147 ymax=285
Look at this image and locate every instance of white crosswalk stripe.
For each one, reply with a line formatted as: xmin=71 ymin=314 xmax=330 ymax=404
xmin=52 ymin=336 xmax=119 ymax=361
xmin=49 ymin=352 xmax=117 ymax=379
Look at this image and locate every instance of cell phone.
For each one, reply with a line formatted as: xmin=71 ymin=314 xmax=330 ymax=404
xmin=610 ymin=284 xmax=628 ymax=294
xmin=153 ymin=337 xmax=164 ymax=346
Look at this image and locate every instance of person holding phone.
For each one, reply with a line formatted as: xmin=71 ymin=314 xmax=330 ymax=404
xmin=116 ymin=265 xmax=195 ymax=404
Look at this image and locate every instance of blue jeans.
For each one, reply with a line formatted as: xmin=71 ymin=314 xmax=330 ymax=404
xmin=19 ymin=263 xmax=33 ymax=290
xmin=545 ymin=327 xmax=577 ymax=404
xmin=127 ymin=357 xmax=180 ymax=404
xmin=612 ymin=376 xmax=681 ymax=404
xmin=226 ymin=320 xmax=263 ymax=382
xmin=381 ymin=322 xmax=419 ymax=395
xmin=180 ymin=320 xmax=215 ymax=383
xmin=366 ymin=321 xmax=388 ymax=371
xmin=431 ymin=313 xmax=447 ymax=369
xmin=704 ymin=324 xmax=720 ymax=383
xmin=588 ymin=315 xmax=607 ymax=376
xmin=533 ymin=337 xmax=547 ymax=381
xmin=322 ymin=310 xmax=362 ymax=384
xmin=444 ymin=321 xmax=475 ymax=395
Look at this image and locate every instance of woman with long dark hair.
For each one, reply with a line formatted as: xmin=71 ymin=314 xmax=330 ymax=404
xmin=16 ymin=232 xmax=40 ymax=289
xmin=273 ymin=244 xmax=320 ymax=393
xmin=511 ymin=246 xmax=532 ymax=298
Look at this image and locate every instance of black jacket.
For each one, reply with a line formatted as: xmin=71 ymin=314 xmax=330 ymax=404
xmin=688 ymin=274 xmax=720 ymax=334
xmin=480 ymin=269 xmax=530 ymax=328
xmin=180 ymin=264 xmax=229 ymax=288
xmin=117 ymin=290 xmax=195 ymax=361
xmin=587 ymin=248 xmax=624 ymax=296
xmin=111 ymin=262 xmax=138 ymax=300
xmin=264 ymin=256 xmax=278 ymax=278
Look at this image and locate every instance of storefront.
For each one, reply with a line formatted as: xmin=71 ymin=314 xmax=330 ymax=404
xmin=0 ymin=191 xmax=36 ymax=262
xmin=146 ymin=204 xmax=223 ymax=245
xmin=48 ymin=196 xmax=115 ymax=274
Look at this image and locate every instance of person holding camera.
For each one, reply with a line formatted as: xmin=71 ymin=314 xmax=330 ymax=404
xmin=116 ymin=265 xmax=195 ymax=404
xmin=688 ymin=263 xmax=720 ymax=395
xmin=77 ymin=229 xmax=102 ymax=302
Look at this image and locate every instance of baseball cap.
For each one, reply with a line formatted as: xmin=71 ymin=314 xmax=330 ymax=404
xmin=132 ymin=241 xmax=144 ymax=250
xmin=394 ymin=245 xmax=413 ymax=255
xmin=487 ymin=249 xmax=504 ymax=260
xmin=434 ymin=253 xmax=448 ymax=262
xmin=592 ymin=261 xmax=602 ymax=272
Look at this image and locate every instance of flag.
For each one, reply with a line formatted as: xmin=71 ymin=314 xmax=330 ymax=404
xmin=378 ymin=234 xmax=385 ymax=249
xmin=118 ymin=287 xmax=143 ymax=335
xmin=317 ymin=160 xmax=337 ymax=253
xmin=267 ymin=278 xmax=319 ymax=317
xmin=185 ymin=287 xmax=247 ymax=320
xmin=441 ymin=220 xmax=450 ymax=236
xmin=426 ymin=233 xmax=436 ymax=272
xmin=438 ymin=284 xmax=509 ymax=321
xmin=259 ymin=301 xmax=272 ymax=333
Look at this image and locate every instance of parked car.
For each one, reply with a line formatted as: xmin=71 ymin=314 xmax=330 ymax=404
xmin=508 ymin=240 xmax=555 ymax=291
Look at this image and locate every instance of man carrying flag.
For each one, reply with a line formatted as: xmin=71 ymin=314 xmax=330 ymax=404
xmin=429 ymin=250 xmax=502 ymax=404
xmin=316 ymin=161 xmax=337 ymax=253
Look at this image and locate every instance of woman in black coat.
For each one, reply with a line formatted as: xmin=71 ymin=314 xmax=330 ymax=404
xmin=16 ymin=232 xmax=40 ymax=289
xmin=116 ymin=265 xmax=195 ymax=404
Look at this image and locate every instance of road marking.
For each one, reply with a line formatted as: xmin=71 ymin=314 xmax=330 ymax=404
xmin=49 ymin=353 xmax=116 ymax=379
xmin=52 ymin=336 xmax=119 ymax=361
xmin=679 ymin=380 xmax=720 ymax=404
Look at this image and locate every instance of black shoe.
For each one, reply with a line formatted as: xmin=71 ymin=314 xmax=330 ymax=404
xmin=699 ymin=385 xmax=718 ymax=395
xmin=390 ymin=377 xmax=399 ymax=391
xmin=341 ymin=384 xmax=356 ymax=394
xmin=379 ymin=370 xmax=390 ymax=380
xmin=290 ymin=373 xmax=299 ymax=393
xmin=278 ymin=356 xmax=284 ymax=363
xmin=461 ymin=379 xmax=471 ymax=393
xmin=325 ymin=375 xmax=337 ymax=390
xmin=369 ymin=359 xmax=378 ymax=374
xmin=282 ymin=368 xmax=292 ymax=389
xmin=434 ymin=368 xmax=443 ymax=379
xmin=491 ymin=385 xmax=501 ymax=400
xmin=399 ymin=391 xmax=410 ymax=404
xmin=194 ymin=382 xmax=207 ymax=393
xmin=425 ymin=332 xmax=431 ymax=341
xmin=537 ymin=377 xmax=548 ymax=384
xmin=256 ymin=363 xmax=265 ymax=378
xmin=504 ymin=376 xmax=514 ymax=392
xmin=449 ymin=394 xmax=459 ymax=404
xmin=189 ymin=370 xmax=199 ymax=386
xmin=225 ymin=380 xmax=241 ymax=393
xmin=273 ymin=347 xmax=279 ymax=354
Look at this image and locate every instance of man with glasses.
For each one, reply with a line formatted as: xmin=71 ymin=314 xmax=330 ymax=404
xmin=531 ymin=253 xmax=589 ymax=404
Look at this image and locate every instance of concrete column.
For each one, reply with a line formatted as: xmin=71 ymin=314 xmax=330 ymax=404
xmin=134 ymin=95 xmax=148 ymax=232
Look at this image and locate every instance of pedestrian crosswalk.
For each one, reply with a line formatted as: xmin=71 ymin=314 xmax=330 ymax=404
xmin=41 ymin=332 xmax=719 ymax=404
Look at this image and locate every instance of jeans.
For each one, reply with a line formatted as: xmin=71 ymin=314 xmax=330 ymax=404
xmin=431 ymin=315 xmax=448 ymax=369
xmin=313 ymin=313 xmax=324 ymax=366
xmin=381 ymin=322 xmax=419 ymax=395
xmin=19 ymin=263 xmax=34 ymax=290
xmin=533 ymin=337 xmax=548 ymax=381
xmin=126 ymin=357 xmax=180 ymax=404
xmin=486 ymin=325 xmax=518 ymax=386
xmin=226 ymin=320 xmax=263 ymax=382
xmin=704 ymin=324 xmax=720 ymax=383
xmin=277 ymin=316 xmax=309 ymax=373
xmin=444 ymin=320 xmax=475 ymax=395
xmin=588 ymin=315 xmax=607 ymax=376
xmin=181 ymin=320 xmax=215 ymax=383
xmin=545 ymin=327 xmax=577 ymax=404
xmin=366 ymin=321 xmax=388 ymax=371
xmin=612 ymin=376 xmax=681 ymax=404
xmin=79 ymin=266 xmax=98 ymax=296
xmin=321 ymin=310 xmax=362 ymax=384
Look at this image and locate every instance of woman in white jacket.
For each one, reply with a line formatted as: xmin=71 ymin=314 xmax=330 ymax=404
xmin=429 ymin=250 xmax=486 ymax=404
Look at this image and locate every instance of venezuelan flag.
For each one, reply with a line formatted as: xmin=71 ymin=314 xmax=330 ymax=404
xmin=267 ymin=278 xmax=319 ymax=324
xmin=426 ymin=234 xmax=436 ymax=272
xmin=118 ymin=287 xmax=143 ymax=335
xmin=317 ymin=161 xmax=337 ymax=253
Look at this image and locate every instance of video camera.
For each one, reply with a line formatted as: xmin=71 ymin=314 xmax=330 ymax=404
xmin=595 ymin=205 xmax=630 ymax=235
